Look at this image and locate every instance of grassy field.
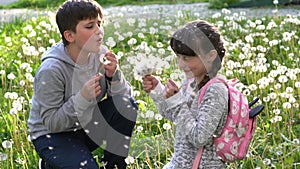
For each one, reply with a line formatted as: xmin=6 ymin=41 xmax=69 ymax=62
xmin=0 ymin=2 xmax=299 ymax=169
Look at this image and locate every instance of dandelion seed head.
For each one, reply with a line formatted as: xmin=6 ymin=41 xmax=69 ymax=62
xmin=272 ymin=109 xmax=281 ymax=115
xmin=283 ymin=102 xmax=292 ymax=109
xmin=263 ymin=158 xmax=271 ymax=165
xmin=2 ymin=140 xmax=12 ymax=149
xmin=154 ymin=114 xmax=163 ymax=121
xmin=125 ymin=156 xmax=135 ymax=164
xmin=136 ymin=126 xmax=143 ymax=132
xmin=292 ymin=139 xmax=299 ymax=145
xmin=163 ymin=123 xmax=171 ymax=130
xmin=0 ymin=153 xmax=8 ymax=161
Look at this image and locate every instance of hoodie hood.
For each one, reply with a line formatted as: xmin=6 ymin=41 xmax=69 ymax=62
xmin=42 ymin=42 xmax=75 ymax=66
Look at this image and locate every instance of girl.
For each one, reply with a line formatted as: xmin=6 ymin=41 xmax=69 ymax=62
xmin=143 ymin=20 xmax=228 ymax=168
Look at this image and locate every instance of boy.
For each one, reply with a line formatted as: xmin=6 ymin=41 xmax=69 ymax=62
xmin=27 ymin=0 xmax=138 ymax=168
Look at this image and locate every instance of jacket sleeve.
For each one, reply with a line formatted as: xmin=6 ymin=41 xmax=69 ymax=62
xmin=35 ymin=69 xmax=96 ymax=133
xmin=107 ymin=68 xmax=132 ymax=96
xmin=150 ymin=80 xmax=191 ymax=121
xmin=165 ymin=83 xmax=228 ymax=147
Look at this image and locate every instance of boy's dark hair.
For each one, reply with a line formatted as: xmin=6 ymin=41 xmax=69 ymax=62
xmin=56 ymin=0 xmax=104 ymax=46
xmin=170 ymin=20 xmax=226 ymax=88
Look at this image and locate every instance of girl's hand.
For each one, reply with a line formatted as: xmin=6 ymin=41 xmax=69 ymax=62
xmin=104 ymin=51 xmax=118 ymax=78
xmin=164 ymin=79 xmax=179 ymax=98
xmin=81 ymin=74 xmax=103 ymax=100
xmin=142 ymin=75 xmax=159 ymax=92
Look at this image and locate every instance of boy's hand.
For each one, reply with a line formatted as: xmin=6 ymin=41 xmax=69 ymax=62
xmin=164 ymin=79 xmax=179 ymax=98
xmin=142 ymin=75 xmax=159 ymax=92
xmin=81 ymin=74 xmax=103 ymax=100
xmin=104 ymin=51 xmax=118 ymax=79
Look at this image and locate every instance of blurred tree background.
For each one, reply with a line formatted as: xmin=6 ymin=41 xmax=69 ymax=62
xmin=1 ymin=0 xmax=299 ymax=9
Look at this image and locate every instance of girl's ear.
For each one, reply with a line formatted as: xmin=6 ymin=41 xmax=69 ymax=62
xmin=208 ymin=49 xmax=217 ymax=62
xmin=63 ymin=30 xmax=75 ymax=43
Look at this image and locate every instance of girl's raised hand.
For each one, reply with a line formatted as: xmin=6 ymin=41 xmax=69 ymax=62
xmin=142 ymin=75 xmax=159 ymax=92
xmin=164 ymin=79 xmax=179 ymax=98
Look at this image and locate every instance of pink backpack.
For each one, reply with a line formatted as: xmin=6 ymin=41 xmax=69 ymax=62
xmin=192 ymin=78 xmax=264 ymax=168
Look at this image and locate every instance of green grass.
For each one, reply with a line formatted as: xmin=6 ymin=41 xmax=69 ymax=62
xmin=0 ymin=2 xmax=299 ymax=169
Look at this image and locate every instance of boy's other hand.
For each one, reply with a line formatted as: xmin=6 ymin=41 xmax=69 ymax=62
xmin=142 ymin=75 xmax=159 ymax=92
xmin=81 ymin=74 xmax=103 ymax=100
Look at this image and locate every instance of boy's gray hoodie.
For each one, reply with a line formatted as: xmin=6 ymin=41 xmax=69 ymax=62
xmin=28 ymin=42 xmax=131 ymax=141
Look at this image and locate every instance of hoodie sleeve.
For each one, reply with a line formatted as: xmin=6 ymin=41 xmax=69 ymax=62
xmin=106 ymin=68 xmax=132 ymax=96
xmin=35 ymin=69 xmax=96 ymax=133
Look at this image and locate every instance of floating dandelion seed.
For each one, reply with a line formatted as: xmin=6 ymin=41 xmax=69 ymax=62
xmin=80 ymin=160 xmax=87 ymax=166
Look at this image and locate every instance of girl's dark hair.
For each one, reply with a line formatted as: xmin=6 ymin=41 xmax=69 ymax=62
xmin=56 ymin=0 xmax=103 ymax=46
xmin=170 ymin=20 xmax=226 ymax=89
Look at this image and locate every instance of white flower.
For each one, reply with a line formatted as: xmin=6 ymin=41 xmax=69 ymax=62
xmin=163 ymin=123 xmax=171 ymax=130
xmin=13 ymin=100 xmax=23 ymax=111
xmin=7 ymin=72 xmax=16 ymax=80
xmin=15 ymin=158 xmax=25 ymax=164
xmin=136 ymin=126 xmax=143 ymax=132
xmin=19 ymin=80 xmax=26 ymax=86
xmin=10 ymin=108 xmax=18 ymax=115
xmin=269 ymin=92 xmax=277 ymax=100
xmin=5 ymin=37 xmax=11 ymax=43
xmin=292 ymin=139 xmax=299 ymax=145
xmin=263 ymin=158 xmax=271 ymax=165
xmin=106 ymin=37 xmax=116 ymax=48
xmin=274 ymin=83 xmax=281 ymax=89
xmin=295 ymin=82 xmax=300 ymax=88
xmin=282 ymin=102 xmax=292 ymax=109
xmin=125 ymin=156 xmax=135 ymax=164
xmin=145 ymin=110 xmax=154 ymax=118
xmin=127 ymin=38 xmax=137 ymax=45
xmin=2 ymin=140 xmax=12 ymax=149
xmin=0 ymin=153 xmax=8 ymax=161
xmin=278 ymin=75 xmax=288 ymax=83
xmin=0 ymin=70 xmax=5 ymax=75
xmin=269 ymin=39 xmax=279 ymax=46
xmin=138 ymin=33 xmax=145 ymax=38
xmin=272 ymin=109 xmax=281 ymax=115
xmin=49 ymin=39 xmax=56 ymax=45
xmin=270 ymin=115 xmax=282 ymax=123
xmin=154 ymin=114 xmax=163 ymax=121
xmin=286 ymin=87 xmax=293 ymax=93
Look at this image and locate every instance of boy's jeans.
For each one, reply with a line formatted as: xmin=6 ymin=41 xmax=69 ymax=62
xmin=33 ymin=95 xmax=138 ymax=169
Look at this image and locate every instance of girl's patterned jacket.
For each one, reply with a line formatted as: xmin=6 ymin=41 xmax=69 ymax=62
xmin=150 ymin=77 xmax=228 ymax=169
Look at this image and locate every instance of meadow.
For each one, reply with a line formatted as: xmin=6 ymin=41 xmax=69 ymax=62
xmin=0 ymin=2 xmax=299 ymax=169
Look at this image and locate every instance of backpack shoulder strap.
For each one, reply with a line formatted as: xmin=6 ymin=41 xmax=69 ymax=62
xmin=192 ymin=147 xmax=204 ymax=169
xmin=198 ymin=77 xmax=228 ymax=106
xmin=194 ymin=77 xmax=230 ymax=168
